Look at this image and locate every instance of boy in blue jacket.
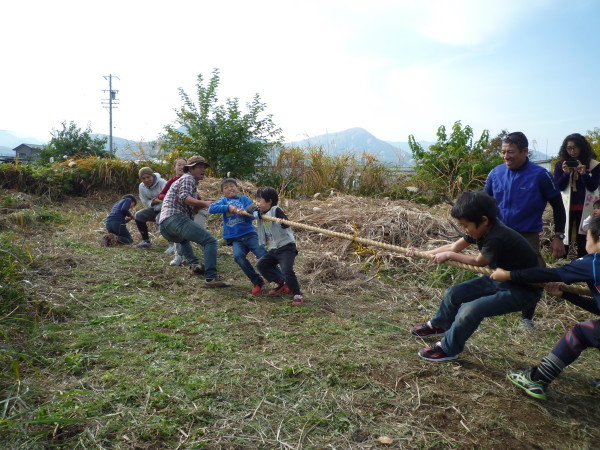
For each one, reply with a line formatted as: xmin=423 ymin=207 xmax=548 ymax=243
xmin=491 ymin=217 xmax=600 ymax=400
xmin=209 ymin=178 xmax=283 ymax=294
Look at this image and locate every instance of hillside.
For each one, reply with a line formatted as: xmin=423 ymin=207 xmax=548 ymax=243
xmin=286 ymin=127 xmax=423 ymax=165
xmin=1 ymin=185 xmax=598 ymax=447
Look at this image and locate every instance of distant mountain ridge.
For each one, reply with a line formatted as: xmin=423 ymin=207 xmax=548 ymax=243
xmin=286 ymin=127 xmax=430 ymax=166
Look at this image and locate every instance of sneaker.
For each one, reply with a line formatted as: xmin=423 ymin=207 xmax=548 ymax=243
xmin=100 ymin=233 xmax=111 ymax=247
xmin=190 ymin=263 xmax=205 ymax=275
xmin=507 ymin=369 xmax=548 ymax=400
xmin=205 ymin=276 xmax=232 ymax=288
xmin=170 ymin=255 xmax=185 ymax=266
xmin=411 ymin=321 xmax=446 ymax=338
xmin=164 ymin=243 xmax=175 ymax=254
xmin=251 ymin=279 xmax=264 ymax=295
xmin=418 ymin=342 xmax=458 ymax=362
xmin=133 ymin=240 xmax=151 ymax=249
xmin=292 ymin=294 xmax=304 ymax=306
xmin=268 ymin=282 xmax=292 ymax=295
xmin=518 ymin=318 xmax=535 ymax=331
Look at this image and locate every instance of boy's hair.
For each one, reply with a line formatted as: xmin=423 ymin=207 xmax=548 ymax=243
xmin=220 ymin=178 xmax=238 ymax=191
xmin=122 ymin=194 xmax=137 ymax=205
xmin=451 ymin=191 xmax=498 ymax=226
xmin=502 ymin=132 xmax=528 ymax=151
xmin=592 ymin=199 xmax=600 ymax=208
xmin=256 ymin=187 xmax=279 ymax=206
xmin=589 ymin=217 xmax=600 ymax=242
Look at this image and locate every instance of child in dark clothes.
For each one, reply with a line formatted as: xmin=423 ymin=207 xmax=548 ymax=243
xmin=103 ymin=194 xmax=136 ymax=246
xmin=247 ymin=187 xmax=304 ymax=305
xmin=491 ymin=216 xmax=600 ymax=399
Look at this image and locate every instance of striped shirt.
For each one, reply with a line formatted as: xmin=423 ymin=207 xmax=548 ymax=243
xmin=158 ymin=173 xmax=198 ymax=224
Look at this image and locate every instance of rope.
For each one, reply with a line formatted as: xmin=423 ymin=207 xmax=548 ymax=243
xmin=241 ymin=210 xmax=591 ymax=296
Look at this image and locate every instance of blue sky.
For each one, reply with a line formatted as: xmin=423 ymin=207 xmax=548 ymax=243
xmin=1 ymin=0 xmax=599 ymax=155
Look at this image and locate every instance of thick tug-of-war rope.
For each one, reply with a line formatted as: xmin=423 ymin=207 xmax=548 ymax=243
xmin=241 ymin=210 xmax=591 ymax=296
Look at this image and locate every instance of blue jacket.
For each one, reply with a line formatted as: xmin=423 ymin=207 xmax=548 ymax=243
xmin=106 ymin=198 xmax=134 ymax=223
xmin=484 ymin=159 xmax=560 ymax=233
xmin=208 ymin=196 xmax=257 ymax=239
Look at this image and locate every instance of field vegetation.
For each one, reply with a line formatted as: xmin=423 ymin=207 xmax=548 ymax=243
xmin=1 ymin=174 xmax=598 ymax=448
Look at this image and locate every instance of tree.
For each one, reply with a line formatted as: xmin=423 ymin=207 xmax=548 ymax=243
xmin=586 ymin=127 xmax=600 ymax=155
xmin=39 ymin=121 xmax=110 ymax=164
xmin=408 ymin=121 xmax=500 ymax=199
xmin=160 ymin=69 xmax=283 ymax=178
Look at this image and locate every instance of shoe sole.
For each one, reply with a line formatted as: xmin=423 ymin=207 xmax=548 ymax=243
xmin=411 ymin=332 xmax=446 ymax=338
xmin=417 ymin=350 xmax=458 ymax=362
xmin=506 ymin=374 xmax=547 ymax=400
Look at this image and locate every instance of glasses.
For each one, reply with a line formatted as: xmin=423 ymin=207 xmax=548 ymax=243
xmin=566 ymin=146 xmax=578 ymax=151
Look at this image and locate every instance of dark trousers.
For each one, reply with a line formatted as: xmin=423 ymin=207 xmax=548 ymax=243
xmin=106 ymin=220 xmax=133 ymax=244
xmin=256 ymin=243 xmax=301 ymax=295
xmin=519 ymin=232 xmax=544 ymax=321
xmin=552 ymin=319 xmax=600 ymax=367
xmin=134 ymin=207 xmax=160 ymax=241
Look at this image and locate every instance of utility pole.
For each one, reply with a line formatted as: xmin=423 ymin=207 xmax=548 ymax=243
xmin=102 ymin=74 xmax=119 ymax=156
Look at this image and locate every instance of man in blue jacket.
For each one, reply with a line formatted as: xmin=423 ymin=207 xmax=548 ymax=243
xmin=484 ymin=131 xmax=566 ymax=329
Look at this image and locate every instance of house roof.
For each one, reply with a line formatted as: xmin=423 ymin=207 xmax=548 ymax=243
xmin=13 ymin=143 xmax=43 ymax=152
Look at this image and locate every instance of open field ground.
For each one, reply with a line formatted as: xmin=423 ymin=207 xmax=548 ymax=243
xmin=1 ymin=181 xmax=599 ymax=448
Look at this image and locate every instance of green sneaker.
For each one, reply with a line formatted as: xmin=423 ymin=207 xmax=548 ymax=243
xmin=507 ymin=369 xmax=548 ymax=400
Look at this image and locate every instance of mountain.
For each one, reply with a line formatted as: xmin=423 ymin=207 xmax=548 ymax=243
xmin=91 ymin=134 xmax=161 ymax=161
xmin=0 ymin=130 xmax=45 ymax=155
xmin=286 ymin=128 xmax=424 ymax=165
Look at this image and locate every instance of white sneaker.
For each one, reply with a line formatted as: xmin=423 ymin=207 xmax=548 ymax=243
xmin=170 ymin=255 xmax=184 ymax=266
xmin=164 ymin=243 xmax=175 ymax=254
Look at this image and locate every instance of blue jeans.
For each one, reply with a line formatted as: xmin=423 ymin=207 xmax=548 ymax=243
xmin=231 ymin=232 xmax=281 ymax=285
xmin=106 ymin=220 xmax=133 ymax=244
xmin=159 ymin=214 xmax=218 ymax=280
xmin=430 ymin=276 xmax=541 ymax=356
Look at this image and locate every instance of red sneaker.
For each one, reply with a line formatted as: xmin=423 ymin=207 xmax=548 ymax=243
xmin=292 ymin=294 xmax=304 ymax=306
xmin=269 ymin=282 xmax=292 ymax=295
xmin=411 ymin=321 xmax=446 ymax=338
xmin=418 ymin=342 xmax=458 ymax=362
xmin=251 ymin=280 xmax=264 ymax=295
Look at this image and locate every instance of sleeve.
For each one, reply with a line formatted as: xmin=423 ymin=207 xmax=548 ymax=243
xmin=139 ymin=183 xmax=152 ymax=208
xmin=275 ymin=207 xmax=290 ymax=228
xmin=208 ymin=197 xmax=230 ymax=214
xmin=548 ymin=195 xmax=566 ymax=233
xmin=582 ymin=215 xmax=592 ymax=232
xmin=510 ymin=267 xmax=564 ymax=284
xmin=483 ymin=170 xmax=494 ymax=196
xmin=178 ymin=177 xmax=195 ymax=203
xmin=553 ymin=161 xmax=570 ymax=191
xmin=158 ymin=178 xmax=175 ymax=200
xmin=583 ymin=163 xmax=600 ymax=192
xmin=561 ymin=292 xmax=600 ymax=315
xmin=120 ymin=199 xmax=133 ymax=217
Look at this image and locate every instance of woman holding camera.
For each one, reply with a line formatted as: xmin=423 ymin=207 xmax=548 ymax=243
xmin=554 ymin=133 xmax=600 ymax=257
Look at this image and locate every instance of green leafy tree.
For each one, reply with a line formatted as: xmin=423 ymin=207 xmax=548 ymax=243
xmin=408 ymin=121 xmax=500 ymax=198
xmin=39 ymin=121 xmax=110 ymax=164
xmin=586 ymin=127 xmax=600 ymax=155
xmin=160 ymin=69 xmax=282 ymax=178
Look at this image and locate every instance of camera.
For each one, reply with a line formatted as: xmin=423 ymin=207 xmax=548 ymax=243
xmin=566 ymin=159 xmax=579 ymax=168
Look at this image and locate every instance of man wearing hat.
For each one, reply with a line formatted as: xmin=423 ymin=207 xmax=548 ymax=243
xmin=133 ymin=166 xmax=167 ymax=248
xmin=158 ymin=156 xmax=231 ymax=287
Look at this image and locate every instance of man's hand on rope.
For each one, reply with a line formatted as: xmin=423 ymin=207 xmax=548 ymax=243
xmin=544 ymin=282 xmax=564 ymax=297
